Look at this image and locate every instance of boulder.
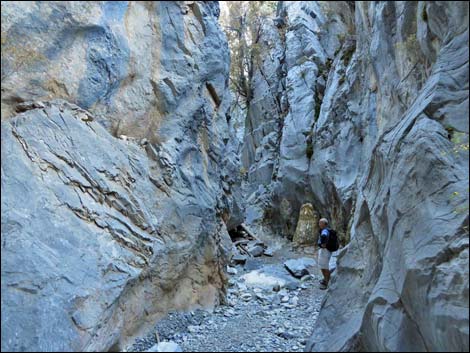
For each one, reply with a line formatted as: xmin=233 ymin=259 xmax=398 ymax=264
xmin=247 ymin=245 xmax=265 ymax=257
xmin=292 ymin=203 xmax=319 ymax=247
xmin=283 ymin=258 xmax=316 ymax=278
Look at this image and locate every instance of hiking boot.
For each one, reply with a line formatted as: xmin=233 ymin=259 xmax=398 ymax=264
xmin=319 ymin=283 xmax=328 ymax=290
xmin=319 ymin=279 xmax=327 ymax=285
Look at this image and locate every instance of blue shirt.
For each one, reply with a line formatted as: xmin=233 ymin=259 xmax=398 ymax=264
xmin=318 ymin=228 xmax=329 ymax=246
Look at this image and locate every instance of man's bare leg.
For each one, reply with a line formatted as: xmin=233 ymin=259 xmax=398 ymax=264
xmin=320 ymin=269 xmax=330 ymax=283
xmin=320 ymin=269 xmax=326 ymax=282
xmin=324 ymin=269 xmax=330 ymax=284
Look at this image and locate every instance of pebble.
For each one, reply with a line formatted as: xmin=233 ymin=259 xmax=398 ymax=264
xmin=227 ymin=266 xmax=238 ymax=275
xmin=240 ymin=293 xmax=252 ymax=301
xmin=187 ymin=325 xmax=199 ymax=333
xmin=145 ymin=341 xmax=182 ymax=352
xmin=128 ymin=253 xmax=326 ymax=353
xmin=291 ymin=296 xmax=299 ymax=306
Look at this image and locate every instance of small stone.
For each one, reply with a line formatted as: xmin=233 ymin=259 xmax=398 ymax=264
xmin=227 ymin=266 xmax=238 ymax=275
xmin=255 ymin=293 xmax=266 ymax=301
xmin=278 ymin=331 xmax=297 ymax=340
xmin=291 ymin=296 xmax=299 ymax=306
xmin=281 ymin=296 xmax=289 ymax=303
xmin=272 ymin=284 xmax=281 ymax=292
xmin=145 ymin=341 xmax=182 ymax=352
xmin=282 ymin=303 xmax=297 ymax=309
xmin=232 ymin=254 xmax=247 ymax=265
xmin=240 ymin=293 xmax=252 ymax=301
xmin=237 ymin=282 xmax=248 ymax=291
xmin=187 ymin=325 xmax=199 ymax=333
xmin=227 ymin=299 xmax=237 ymax=307
xmin=285 ymin=282 xmax=299 ymax=290
xmin=233 ymin=239 xmax=250 ymax=247
xmin=263 ymin=248 xmax=274 ymax=257
xmin=248 ymin=245 xmax=264 ymax=257
xmin=223 ymin=312 xmax=232 ymax=318
xmin=248 ymin=239 xmax=265 ymax=247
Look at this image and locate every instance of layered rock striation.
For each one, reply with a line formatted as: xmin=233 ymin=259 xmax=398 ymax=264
xmin=1 ymin=2 xmax=242 ymax=351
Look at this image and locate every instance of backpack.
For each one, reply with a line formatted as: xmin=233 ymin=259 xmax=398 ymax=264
xmin=326 ymin=228 xmax=339 ymax=252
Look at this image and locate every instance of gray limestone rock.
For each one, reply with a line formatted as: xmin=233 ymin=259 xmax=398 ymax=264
xmin=236 ymin=2 xmax=469 ymax=351
xmin=248 ymin=245 xmax=265 ymax=258
xmin=1 ymin=100 xmax=233 ymax=352
xmin=231 ymin=254 xmax=248 ymax=266
xmin=146 ymin=341 xmax=183 ymax=352
xmin=283 ymin=258 xmax=316 ymax=279
xmin=263 ymin=248 xmax=274 ymax=257
xmin=305 ymin=2 xmax=469 ymax=351
xmin=1 ymin=2 xmax=243 ymax=351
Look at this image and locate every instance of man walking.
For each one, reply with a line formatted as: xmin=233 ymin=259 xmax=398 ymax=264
xmin=317 ymin=218 xmax=332 ymax=290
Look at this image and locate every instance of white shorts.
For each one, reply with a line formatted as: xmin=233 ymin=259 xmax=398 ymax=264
xmin=318 ymin=248 xmax=332 ymax=270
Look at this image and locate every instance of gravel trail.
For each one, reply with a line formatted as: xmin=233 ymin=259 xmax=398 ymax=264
xmin=127 ymin=246 xmax=328 ymax=352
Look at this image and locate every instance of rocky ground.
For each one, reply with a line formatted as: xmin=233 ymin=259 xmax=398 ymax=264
xmin=126 ymin=245 xmax=332 ymax=352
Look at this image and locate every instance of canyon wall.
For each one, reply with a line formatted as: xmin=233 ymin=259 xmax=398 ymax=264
xmin=1 ymin=1 xmax=242 ymax=351
xmin=238 ymin=1 xmax=468 ymax=351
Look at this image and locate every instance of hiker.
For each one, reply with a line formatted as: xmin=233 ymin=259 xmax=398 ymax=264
xmin=318 ymin=218 xmax=332 ymax=290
